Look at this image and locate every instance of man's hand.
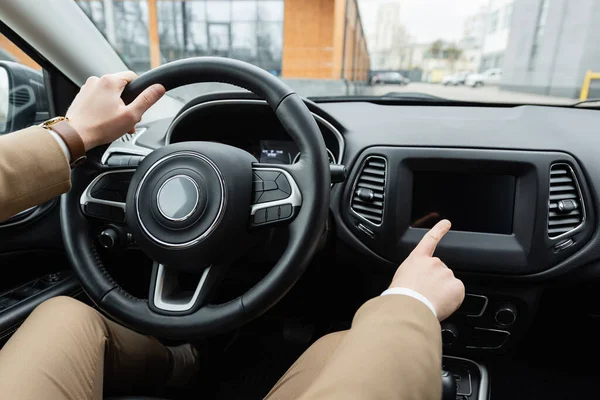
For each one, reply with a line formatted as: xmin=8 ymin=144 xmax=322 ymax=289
xmin=66 ymin=71 xmax=166 ymax=151
xmin=389 ymin=219 xmax=465 ymax=321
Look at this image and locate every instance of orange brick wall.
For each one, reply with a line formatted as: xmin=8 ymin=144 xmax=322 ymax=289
xmin=282 ymin=0 xmax=370 ymax=81
xmin=0 ymin=34 xmax=41 ymax=70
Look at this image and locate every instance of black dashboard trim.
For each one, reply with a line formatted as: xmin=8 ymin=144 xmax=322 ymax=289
xmin=165 ymin=98 xmax=346 ymax=164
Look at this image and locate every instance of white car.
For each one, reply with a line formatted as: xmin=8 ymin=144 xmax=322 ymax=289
xmin=465 ymin=68 xmax=503 ymax=87
xmin=441 ymin=72 xmax=468 ymax=86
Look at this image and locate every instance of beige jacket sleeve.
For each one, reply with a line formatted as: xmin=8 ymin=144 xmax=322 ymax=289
xmin=299 ymin=295 xmax=442 ymax=400
xmin=0 ymin=126 xmax=71 ymax=222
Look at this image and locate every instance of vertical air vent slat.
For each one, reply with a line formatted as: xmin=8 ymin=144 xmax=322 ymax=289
xmin=547 ymin=164 xmax=584 ymax=238
xmin=351 ymin=156 xmax=387 ymax=225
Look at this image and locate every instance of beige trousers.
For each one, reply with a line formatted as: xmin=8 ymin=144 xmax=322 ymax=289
xmin=0 ymin=296 xmax=344 ymax=400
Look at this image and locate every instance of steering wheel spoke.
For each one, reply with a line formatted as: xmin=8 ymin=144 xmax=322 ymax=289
xmin=149 ymin=262 xmax=226 ymax=314
xmin=250 ymin=164 xmax=302 ymax=228
xmin=79 ymin=169 xmax=135 ymax=223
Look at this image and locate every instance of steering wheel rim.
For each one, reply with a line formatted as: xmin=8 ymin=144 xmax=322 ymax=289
xmin=61 ymin=57 xmax=330 ymax=339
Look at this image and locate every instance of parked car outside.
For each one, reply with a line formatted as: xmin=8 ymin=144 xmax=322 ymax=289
xmin=370 ymin=72 xmax=410 ymax=86
xmin=441 ymin=72 xmax=469 ymax=86
xmin=465 ymin=68 xmax=503 ymax=87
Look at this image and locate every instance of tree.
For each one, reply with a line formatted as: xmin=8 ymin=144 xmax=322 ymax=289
xmin=445 ymin=45 xmax=463 ymax=72
xmin=429 ymin=40 xmax=444 ymax=59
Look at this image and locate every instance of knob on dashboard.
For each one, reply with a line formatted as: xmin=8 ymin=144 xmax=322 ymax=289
xmin=441 ymin=323 xmax=459 ymax=346
xmin=495 ymin=304 xmax=518 ymax=326
xmin=98 ymin=227 xmax=119 ymax=249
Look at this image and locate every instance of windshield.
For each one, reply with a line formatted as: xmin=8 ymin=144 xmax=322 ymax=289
xmin=75 ymin=0 xmax=592 ymax=105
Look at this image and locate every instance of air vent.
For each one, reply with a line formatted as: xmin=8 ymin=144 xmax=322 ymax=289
xmin=548 ymin=163 xmax=584 ymax=238
xmin=9 ymin=88 xmax=31 ymax=107
xmin=351 ymin=156 xmax=387 ymax=225
xmin=118 ymin=127 xmax=146 ymax=142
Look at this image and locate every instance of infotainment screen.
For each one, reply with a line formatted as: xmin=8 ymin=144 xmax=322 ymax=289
xmin=411 ymin=172 xmax=516 ymax=234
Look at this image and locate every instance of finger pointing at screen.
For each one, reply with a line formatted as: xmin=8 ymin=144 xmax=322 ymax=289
xmin=389 ymin=219 xmax=465 ymax=321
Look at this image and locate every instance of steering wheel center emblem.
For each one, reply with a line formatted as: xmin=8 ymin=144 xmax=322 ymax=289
xmin=157 ymin=175 xmax=200 ymax=222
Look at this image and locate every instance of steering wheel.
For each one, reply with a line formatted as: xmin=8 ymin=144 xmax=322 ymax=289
xmin=61 ymin=58 xmax=331 ymax=339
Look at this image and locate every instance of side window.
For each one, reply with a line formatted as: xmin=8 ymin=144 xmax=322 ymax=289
xmin=0 ymin=32 xmax=49 ymax=135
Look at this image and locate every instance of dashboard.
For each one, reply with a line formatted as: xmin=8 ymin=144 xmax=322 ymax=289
xmin=160 ymin=97 xmax=342 ymax=165
xmin=101 ymin=92 xmax=600 ymax=354
xmin=103 ymin=94 xmax=600 ymax=281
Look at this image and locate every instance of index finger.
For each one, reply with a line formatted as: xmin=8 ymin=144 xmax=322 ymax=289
xmin=412 ymin=219 xmax=451 ymax=257
xmin=113 ymin=70 xmax=138 ymax=87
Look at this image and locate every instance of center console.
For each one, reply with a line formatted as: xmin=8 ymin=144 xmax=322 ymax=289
xmin=343 ymin=146 xmax=593 ymax=275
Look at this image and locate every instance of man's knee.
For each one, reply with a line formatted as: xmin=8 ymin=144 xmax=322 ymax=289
xmin=31 ymin=296 xmax=106 ymax=335
xmin=312 ymin=331 xmax=347 ymax=351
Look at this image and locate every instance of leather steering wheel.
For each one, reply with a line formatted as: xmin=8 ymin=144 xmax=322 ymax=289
xmin=61 ymin=58 xmax=331 ymax=339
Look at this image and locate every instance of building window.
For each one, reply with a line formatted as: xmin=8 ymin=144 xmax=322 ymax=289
xmin=76 ymin=0 xmax=284 ymax=75
xmin=529 ymin=0 xmax=549 ymax=70
xmin=503 ymin=3 xmax=513 ymax=29
xmin=488 ymin=10 xmax=499 ymax=33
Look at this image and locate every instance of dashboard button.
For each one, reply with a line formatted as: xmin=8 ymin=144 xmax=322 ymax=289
xmin=554 ymin=238 xmax=574 ymax=252
xmin=276 ymin=174 xmax=291 ymax=194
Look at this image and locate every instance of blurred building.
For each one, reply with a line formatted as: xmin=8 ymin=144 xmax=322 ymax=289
xmin=458 ymin=6 xmax=487 ymax=73
xmin=501 ymin=0 xmax=600 ymax=98
xmin=73 ymin=0 xmax=369 ymax=82
xmin=480 ymin=0 xmax=513 ymax=71
xmin=367 ymin=2 xmax=410 ymax=70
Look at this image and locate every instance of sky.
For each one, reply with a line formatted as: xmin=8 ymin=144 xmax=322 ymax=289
xmin=358 ymin=0 xmax=488 ymax=44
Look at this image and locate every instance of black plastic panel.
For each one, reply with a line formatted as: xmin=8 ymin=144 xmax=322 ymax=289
xmin=342 ymin=147 xmax=594 ymax=275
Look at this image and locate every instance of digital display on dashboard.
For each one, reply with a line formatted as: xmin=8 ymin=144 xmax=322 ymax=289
xmin=411 ymin=172 xmax=516 ymax=234
xmin=254 ymin=140 xmax=299 ymax=164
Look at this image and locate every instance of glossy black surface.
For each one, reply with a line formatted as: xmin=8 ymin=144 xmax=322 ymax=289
xmin=411 ymin=172 xmax=516 ymax=234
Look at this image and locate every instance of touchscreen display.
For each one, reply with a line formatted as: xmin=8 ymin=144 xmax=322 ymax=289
xmin=411 ymin=172 xmax=516 ymax=234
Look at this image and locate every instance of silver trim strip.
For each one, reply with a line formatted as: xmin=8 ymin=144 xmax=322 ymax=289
xmin=292 ymin=147 xmax=336 ymax=165
xmin=548 ymin=163 xmax=587 ymax=240
xmin=164 ymin=99 xmax=345 ymax=164
xmin=466 ymin=327 xmax=511 ymax=350
xmin=443 ymin=355 xmax=490 ymax=400
xmin=79 ymin=169 xmax=135 ymax=213
xmin=156 ymin=175 xmax=200 ymax=222
xmin=153 ymin=264 xmax=211 ymax=312
xmin=250 ymin=168 xmax=302 ymax=216
xmin=349 ymin=155 xmax=387 ymax=227
xmin=135 ymin=152 xmax=226 ymax=248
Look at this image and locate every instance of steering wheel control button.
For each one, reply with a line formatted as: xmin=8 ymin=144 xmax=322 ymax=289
xmin=263 ymin=181 xmax=278 ymax=191
xmin=275 ymin=174 xmax=291 ymax=194
xmin=279 ymin=204 xmax=293 ymax=219
xmin=157 ymin=175 xmax=199 ymax=222
xmin=253 ymin=209 xmax=268 ymax=224
xmin=251 ymin=171 xmax=292 ymax=204
xmin=252 ymin=204 xmax=294 ymax=226
xmin=254 ymin=170 xmax=281 ymax=181
xmin=267 ymin=206 xmax=280 ymax=222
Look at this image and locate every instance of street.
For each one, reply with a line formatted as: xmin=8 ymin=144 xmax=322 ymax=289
xmin=363 ymin=82 xmax=575 ymax=105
